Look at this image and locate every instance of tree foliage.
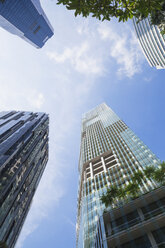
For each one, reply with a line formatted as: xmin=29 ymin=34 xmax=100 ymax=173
xmin=143 ymin=165 xmax=156 ymax=179
xmin=154 ymin=162 xmax=165 ymax=185
xmin=132 ymin=170 xmax=143 ymax=185
xmin=57 ymin=0 xmax=165 ymax=23
xmin=100 ymin=161 xmax=165 ymax=208
xmin=101 ymin=185 xmax=118 ymax=207
xmin=0 ymin=241 xmax=7 ymax=248
xmin=150 ymin=1 xmax=165 ymax=35
xmin=125 ymin=182 xmax=140 ymax=198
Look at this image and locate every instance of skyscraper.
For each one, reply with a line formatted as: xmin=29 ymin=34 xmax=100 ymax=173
xmin=77 ymin=103 xmax=164 ymax=248
xmin=0 ymin=0 xmax=54 ymax=48
xmin=133 ymin=17 xmax=165 ymax=69
xmin=0 ymin=111 xmax=49 ymax=248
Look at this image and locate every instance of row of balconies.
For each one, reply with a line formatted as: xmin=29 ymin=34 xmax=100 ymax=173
xmin=95 ymin=186 xmax=165 ymax=248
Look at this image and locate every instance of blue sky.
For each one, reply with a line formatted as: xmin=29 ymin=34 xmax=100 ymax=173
xmin=0 ymin=0 xmax=164 ymax=247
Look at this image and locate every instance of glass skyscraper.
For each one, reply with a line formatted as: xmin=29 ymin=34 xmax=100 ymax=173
xmin=0 ymin=0 xmax=54 ymax=48
xmin=0 ymin=111 xmax=49 ymax=248
xmin=76 ymin=103 xmax=164 ymax=248
xmin=133 ymin=18 xmax=165 ymax=69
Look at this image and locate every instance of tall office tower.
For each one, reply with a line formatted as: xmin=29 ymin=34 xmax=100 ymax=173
xmin=77 ymin=103 xmax=164 ymax=248
xmin=0 ymin=0 xmax=54 ymax=48
xmin=0 ymin=111 xmax=49 ymax=248
xmin=133 ymin=18 xmax=165 ymax=69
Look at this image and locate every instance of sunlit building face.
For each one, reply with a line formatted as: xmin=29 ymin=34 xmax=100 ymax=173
xmin=0 ymin=0 xmax=54 ymax=48
xmin=133 ymin=17 xmax=165 ymax=69
xmin=77 ymin=103 xmax=162 ymax=248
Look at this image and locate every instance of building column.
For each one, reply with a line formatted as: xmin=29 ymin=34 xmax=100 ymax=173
xmin=106 ymin=222 xmax=112 ymax=236
xmin=90 ymin=162 xmax=93 ymax=179
xmin=84 ymin=171 xmax=86 ymax=183
xmin=101 ymin=157 xmax=107 ymax=173
xmin=137 ymin=209 xmax=158 ymax=247
xmin=137 ymin=208 xmax=144 ymax=221
xmin=147 ymin=232 xmax=158 ymax=248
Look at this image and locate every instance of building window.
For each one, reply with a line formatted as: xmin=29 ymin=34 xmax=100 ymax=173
xmin=119 ymin=235 xmax=151 ymax=248
xmin=33 ymin=26 xmax=41 ymax=34
xmin=152 ymin=227 xmax=165 ymax=245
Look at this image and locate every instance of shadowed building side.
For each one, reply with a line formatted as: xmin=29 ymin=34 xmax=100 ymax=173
xmin=94 ymin=186 xmax=165 ymax=248
xmin=0 ymin=111 xmax=49 ymax=248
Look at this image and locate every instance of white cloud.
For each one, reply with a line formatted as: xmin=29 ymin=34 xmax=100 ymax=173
xmin=47 ymin=41 xmax=104 ymax=75
xmin=97 ymin=22 xmax=145 ymax=78
xmin=47 ymin=20 xmax=144 ymax=79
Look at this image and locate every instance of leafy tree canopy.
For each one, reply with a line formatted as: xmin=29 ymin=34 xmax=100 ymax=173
xmin=143 ymin=165 xmax=156 ymax=179
xmin=150 ymin=1 xmax=165 ymax=35
xmin=150 ymin=1 xmax=165 ymax=24
xmin=57 ymin=0 xmax=165 ymax=23
xmin=0 ymin=241 xmax=7 ymax=248
xmin=132 ymin=170 xmax=144 ymax=185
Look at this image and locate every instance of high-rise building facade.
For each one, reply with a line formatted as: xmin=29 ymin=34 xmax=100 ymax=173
xmin=0 ymin=111 xmax=49 ymax=248
xmin=133 ymin=18 xmax=165 ymax=69
xmin=0 ymin=0 xmax=54 ymax=48
xmin=76 ymin=103 xmax=163 ymax=248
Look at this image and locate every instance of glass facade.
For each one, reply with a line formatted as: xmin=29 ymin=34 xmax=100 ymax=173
xmin=133 ymin=17 xmax=165 ymax=69
xmin=0 ymin=0 xmax=54 ymax=48
xmin=0 ymin=111 xmax=49 ymax=248
xmin=77 ymin=103 xmax=161 ymax=248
